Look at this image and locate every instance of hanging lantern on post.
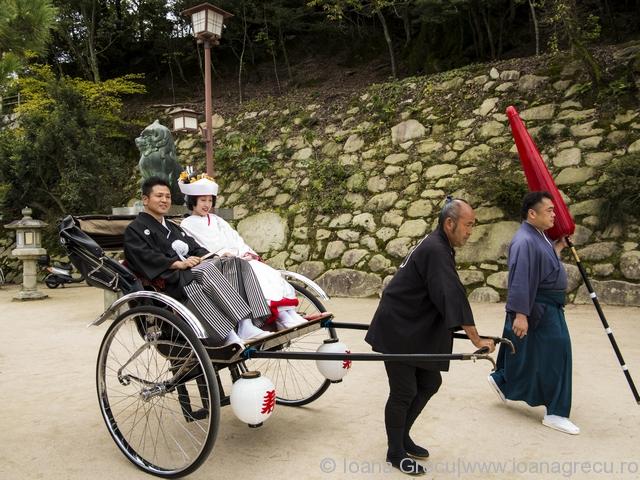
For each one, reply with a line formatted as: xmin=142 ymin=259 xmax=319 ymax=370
xmin=230 ymin=371 xmax=276 ymax=427
xmin=316 ymin=338 xmax=351 ymax=383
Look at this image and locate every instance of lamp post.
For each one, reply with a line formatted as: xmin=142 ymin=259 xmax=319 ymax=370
xmin=182 ymin=3 xmax=233 ymax=178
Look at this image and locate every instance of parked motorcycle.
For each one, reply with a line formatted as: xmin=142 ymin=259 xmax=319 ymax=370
xmin=37 ymin=255 xmax=85 ymax=288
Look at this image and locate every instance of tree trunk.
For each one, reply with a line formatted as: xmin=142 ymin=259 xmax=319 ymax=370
xmin=459 ymin=18 xmax=465 ymax=57
xmin=238 ymin=4 xmax=248 ymax=104
xmin=402 ymin=5 xmax=411 ymax=47
xmin=498 ymin=9 xmax=506 ymax=57
xmin=278 ymin=22 xmax=292 ymax=82
xmin=114 ymin=0 xmax=123 ymax=30
xmin=376 ymin=10 xmax=396 ymax=78
xmin=263 ymin=8 xmax=281 ymax=94
xmin=167 ymin=56 xmax=175 ymax=104
xmin=480 ymin=3 xmax=496 ymax=59
xmin=559 ymin=0 xmax=603 ymax=87
xmin=528 ymin=0 xmax=540 ymax=55
xmin=271 ymin=48 xmax=281 ymax=94
xmin=469 ymin=9 xmax=484 ymax=58
xmin=600 ymin=0 xmax=617 ymax=41
xmin=570 ymin=34 xmax=603 ymax=86
xmin=83 ymin=1 xmax=101 ymax=82
xmin=467 ymin=13 xmax=479 ymax=59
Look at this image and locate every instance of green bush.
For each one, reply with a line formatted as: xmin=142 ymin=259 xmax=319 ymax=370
xmin=302 ymin=155 xmax=357 ymax=214
xmin=595 ymin=152 xmax=640 ymax=226
xmin=0 ymin=65 xmax=145 ymax=252
xmin=453 ymin=153 xmax=528 ymax=219
xmin=214 ymin=132 xmax=271 ymax=178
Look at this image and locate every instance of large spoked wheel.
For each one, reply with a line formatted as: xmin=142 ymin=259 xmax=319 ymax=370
xmin=243 ymin=283 xmax=337 ymax=407
xmin=97 ymin=305 xmax=220 ymax=478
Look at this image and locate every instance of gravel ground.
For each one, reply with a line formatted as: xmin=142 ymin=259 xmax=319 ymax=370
xmin=1 ymin=283 xmax=639 ymax=480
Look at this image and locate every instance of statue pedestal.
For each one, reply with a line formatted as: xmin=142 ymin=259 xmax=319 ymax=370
xmin=14 ymin=287 xmax=48 ymax=301
xmin=11 ymin=248 xmax=48 ymax=301
xmin=111 ymin=205 xmax=189 ymax=216
xmin=169 ymin=205 xmax=189 ymax=216
xmin=112 ymin=205 xmax=144 ymax=215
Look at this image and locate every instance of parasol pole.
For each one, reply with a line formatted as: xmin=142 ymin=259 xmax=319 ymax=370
xmin=566 ymin=237 xmax=640 ymax=404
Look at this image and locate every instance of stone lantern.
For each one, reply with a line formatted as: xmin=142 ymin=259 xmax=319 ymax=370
xmin=170 ymin=107 xmax=200 ymax=133
xmin=4 ymin=207 xmax=48 ymax=300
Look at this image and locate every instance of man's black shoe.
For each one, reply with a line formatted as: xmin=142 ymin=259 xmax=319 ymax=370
xmin=386 ymin=456 xmax=427 ymax=476
xmin=405 ymin=444 xmax=429 ymax=459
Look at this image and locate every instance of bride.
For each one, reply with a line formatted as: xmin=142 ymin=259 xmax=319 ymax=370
xmin=178 ymin=172 xmax=308 ymax=331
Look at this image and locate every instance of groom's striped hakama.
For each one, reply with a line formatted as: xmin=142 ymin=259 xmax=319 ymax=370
xmin=184 ymin=259 xmax=270 ymax=343
xmin=209 ymin=256 xmax=271 ymax=326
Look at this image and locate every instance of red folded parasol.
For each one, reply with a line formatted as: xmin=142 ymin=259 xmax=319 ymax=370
xmin=506 ymin=106 xmax=575 ymax=240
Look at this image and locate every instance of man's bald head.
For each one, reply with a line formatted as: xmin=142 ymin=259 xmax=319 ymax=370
xmin=439 ymin=198 xmax=475 ymax=247
xmin=439 ymin=198 xmax=472 ymax=226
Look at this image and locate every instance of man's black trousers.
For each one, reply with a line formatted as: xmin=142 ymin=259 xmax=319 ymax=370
xmin=383 ymin=361 xmax=442 ymax=457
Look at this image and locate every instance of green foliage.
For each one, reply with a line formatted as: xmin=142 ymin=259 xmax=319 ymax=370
xmin=51 ymin=0 xmax=175 ymax=82
xmin=302 ymin=155 xmax=357 ymax=214
xmin=0 ymin=0 xmax=57 ymax=53
xmin=544 ymin=0 xmax=604 ymax=86
xmin=571 ymin=82 xmax=593 ymax=96
xmin=0 ymin=0 xmax=56 ymax=93
xmin=17 ymin=66 xmax=145 ymax=125
xmin=214 ymin=132 xmax=271 ymax=178
xmin=595 ymin=153 xmax=640 ymax=226
xmin=0 ymin=0 xmax=635 ymax=98
xmin=308 ymin=0 xmax=396 ymax=20
xmin=237 ymin=155 xmax=271 ymax=175
xmin=454 ymin=153 xmax=528 ymax=219
xmin=0 ymin=65 xmax=145 ymax=251
xmin=605 ymin=78 xmax=632 ymax=98
xmin=364 ymin=81 xmax=405 ymax=125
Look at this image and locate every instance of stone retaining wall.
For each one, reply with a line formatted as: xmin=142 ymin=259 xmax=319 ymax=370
xmin=170 ymin=46 xmax=640 ymax=305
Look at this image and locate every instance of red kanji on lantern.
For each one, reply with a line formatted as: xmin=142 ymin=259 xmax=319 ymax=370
xmin=261 ymin=389 xmax=276 ymax=414
xmin=343 ymin=350 xmax=352 ymax=370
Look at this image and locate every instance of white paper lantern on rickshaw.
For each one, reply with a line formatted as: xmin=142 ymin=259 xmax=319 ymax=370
xmin=230 ymin=371 xmax=276 ymax=427
xmin=316 ymin=338 xmax=351 ymax=383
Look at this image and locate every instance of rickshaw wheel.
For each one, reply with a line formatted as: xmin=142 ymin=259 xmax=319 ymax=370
xmin=97 ymin=305 xmax=220 ymax=478
xmin=243 ymin=283 xmax=337 ymax=407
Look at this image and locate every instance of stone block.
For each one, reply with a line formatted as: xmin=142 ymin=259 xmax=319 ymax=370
xmin=316 ymin=269 xmax=382 ymax=297
xmin=468 ymin=287 xmax=500 ymax=303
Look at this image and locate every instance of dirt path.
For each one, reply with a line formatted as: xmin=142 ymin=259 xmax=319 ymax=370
xmin=1 ymin=284 xmax=638 ymax=479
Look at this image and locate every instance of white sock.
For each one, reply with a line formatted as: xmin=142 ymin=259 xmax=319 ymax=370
xmin=284 ymin=310 xmax=307 ymax=324
xmin=223 ymin=329 xmax=243 ymax=346
xmin=237 ymin=318 xmax=267 ymax=339
xmin=277 ymin=309 xmax=307 ymax=328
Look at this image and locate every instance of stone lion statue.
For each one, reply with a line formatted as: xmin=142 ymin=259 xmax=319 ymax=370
xmin=135 ymin=120 xmax=184 ymax=204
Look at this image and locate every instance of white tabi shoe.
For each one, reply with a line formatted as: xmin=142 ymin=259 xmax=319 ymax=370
xmin=487 ymin=374 xmax=506 ymax=403
xmin=237 ymin=318 xmax=270 ymax=341
xmin=223 ymin=329 xmax=244 ymax=346
xmin=542 ymin=415 xmax=580 ymax=435
xmin=275 ymin=310 xmax=308 ymax=330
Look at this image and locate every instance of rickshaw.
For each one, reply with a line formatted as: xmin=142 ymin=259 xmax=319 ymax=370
xmin=57 ymin=214 xmax=512 ymax=478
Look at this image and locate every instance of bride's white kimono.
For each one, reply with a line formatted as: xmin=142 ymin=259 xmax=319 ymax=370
xmin=180 ymin=213 xmax=298 ymax=322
